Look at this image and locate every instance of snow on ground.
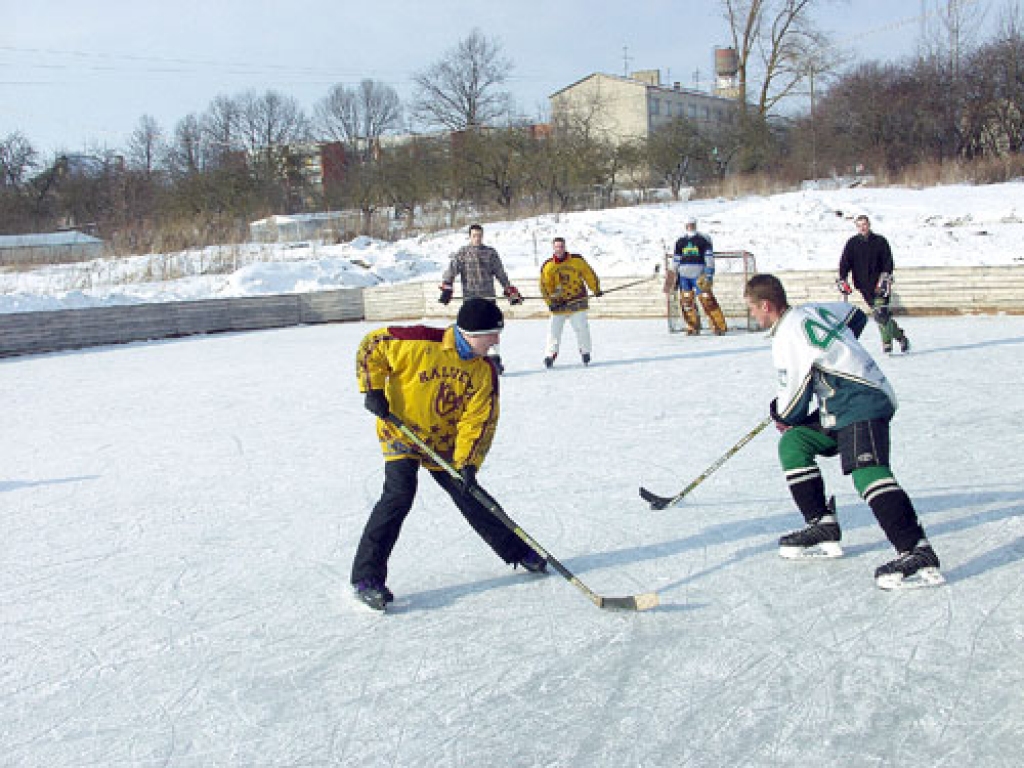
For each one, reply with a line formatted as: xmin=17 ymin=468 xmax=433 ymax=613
xmin=2 ymin=181 xmax=1024 ymax=314
xmin=3 ymin=315 xmax=1023 ymax=766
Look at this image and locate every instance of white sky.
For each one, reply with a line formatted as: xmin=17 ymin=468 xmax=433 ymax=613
xmin=1 ymin=0 xmax=1002 ymax=153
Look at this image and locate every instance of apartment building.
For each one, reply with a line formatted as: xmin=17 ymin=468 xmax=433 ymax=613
xmin=549 ymin=69 xmax=739 ymax=145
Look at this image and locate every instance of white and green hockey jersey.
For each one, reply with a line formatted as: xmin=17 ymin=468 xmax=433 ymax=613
xmin=770 ymin=302 xmax=897 ymax=430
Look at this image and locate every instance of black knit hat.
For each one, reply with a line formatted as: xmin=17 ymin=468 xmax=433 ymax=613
xmin=457 ymin=297 xmax=504 ymax=335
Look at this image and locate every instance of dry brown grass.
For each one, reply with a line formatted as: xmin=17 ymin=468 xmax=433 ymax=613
xmin=27 ymin=155 xmax=1024 ymax=265
xmin=877 ymin=156 xmax=1024 ymax=188
xmin=697 ymin=172 xmax=798 ymax=200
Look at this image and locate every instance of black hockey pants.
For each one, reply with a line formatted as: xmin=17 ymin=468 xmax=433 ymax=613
xmin=351 ymin=458 xmax=531 ymax=585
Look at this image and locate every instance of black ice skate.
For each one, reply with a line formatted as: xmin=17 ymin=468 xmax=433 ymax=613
xmin=779 ymin=513 xmax=843 ymax=560
xmin=353 ymin=579 xmax=395 ymax=612
xmin=874 ymin=540 xmax=944 ymax=590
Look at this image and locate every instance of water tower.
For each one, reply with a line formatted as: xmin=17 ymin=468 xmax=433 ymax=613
xmin=713 ymin=47 xmax=740 ymax=99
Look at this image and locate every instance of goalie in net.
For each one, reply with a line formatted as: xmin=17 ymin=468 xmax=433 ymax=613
xmin=663 ymin=238 xmax=757 ymax=334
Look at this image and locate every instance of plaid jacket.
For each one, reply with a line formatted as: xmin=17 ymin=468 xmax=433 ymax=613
xmin=441 ymin=245 xmax=511 ymax=298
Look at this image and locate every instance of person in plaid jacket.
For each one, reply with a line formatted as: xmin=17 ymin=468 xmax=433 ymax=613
xmin=439 ymin=224 xmax=523 ymax=373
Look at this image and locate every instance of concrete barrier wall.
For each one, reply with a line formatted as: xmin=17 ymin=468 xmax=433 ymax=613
xmin=3 ymin=265 xmax=1023 ymax=358
xmin=0 ymin=289 xmax=363 ymax=358
xmin=369 ymin=265 xmax=1024 ymax=324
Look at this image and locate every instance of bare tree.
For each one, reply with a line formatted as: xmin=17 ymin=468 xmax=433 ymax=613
xmin=720 ymin=0 xmax=836 ymax=170
xmin=964 ymin=7 xmax=1024 ymax=155
xmin=203 ymin=95 xmax=243 ymax=167
xmin=166 ymin=113 xmax=207 ymax=177
xmin=919 ymin=0 xmax=989 ymax=75
xmin=379 ymin=138 xmax=435 ymax=233
xmin=126 ymin=115 xmax=164 ymax=176
xmin=315 ymin=79 xmax=402 ymax=161
xmin=541 ymin=88 xmax=632 ymax=209
xmin=722 ymin=0 xmax=834 ymax=116
xmin=236 ymin=90 xmax=310 ymax=182
xmin=0 ymin=131 xmax=38 ymax=188
xmin=412 ymin=29 xmax=513 ymax=130
xmin=647 ymin=119 xmax=715 ymax=199
xmin=237 ymin=90 xmax=310 ymax=154
xmin=911 ymin=2 xmax=990 ymax=163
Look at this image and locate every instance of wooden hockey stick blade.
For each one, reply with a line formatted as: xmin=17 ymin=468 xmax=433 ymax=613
xmin=639 ymin=419 xmax=772 ymax=511
xmin=639 ymin=486 xmax=677 ymax=510
xmin=600 ymin=592 xmax=660 ymax=611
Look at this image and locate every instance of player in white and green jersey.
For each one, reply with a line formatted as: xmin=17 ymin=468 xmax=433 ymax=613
xmin=744 ymin=273 xmax=942 ymax=590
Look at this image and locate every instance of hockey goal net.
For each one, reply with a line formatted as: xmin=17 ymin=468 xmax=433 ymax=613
xmin=663 ymin=250 xmax=758 ymax=333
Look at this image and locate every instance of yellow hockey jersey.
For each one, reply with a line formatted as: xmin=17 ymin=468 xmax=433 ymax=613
xmin=356 ymin=325 xmax=499 ymax=470
xmin=539 ymin=254 xmax=601 ymax=314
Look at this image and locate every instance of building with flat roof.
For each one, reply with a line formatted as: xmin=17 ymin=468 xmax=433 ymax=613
xmin=0 ymin=231 xmax=104 ymax=267
xmin=549 ymin=69 xmax=739 ymax=145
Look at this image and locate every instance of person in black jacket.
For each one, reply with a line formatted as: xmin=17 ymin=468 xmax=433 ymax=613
xmin=838 ymin=215 xmax=910 ymax=354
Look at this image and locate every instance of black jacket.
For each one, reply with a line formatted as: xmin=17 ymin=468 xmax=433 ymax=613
xmin=839 ymin=232 xmax=894 ymax=294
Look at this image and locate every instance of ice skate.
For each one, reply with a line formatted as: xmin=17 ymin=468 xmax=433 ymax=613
xmin=353 ymin=579 xmax=394 ymax=612
xmin=875 ymin=540 xmax=944 ymax=590
xmin=779 ymin=514 xmax=843 ymax=559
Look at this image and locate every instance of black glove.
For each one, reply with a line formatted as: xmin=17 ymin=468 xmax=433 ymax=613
xmin=769 ymin=398 xmax=790 ymax=434
xmin=505 ymin=286 xmax=524 ymax=305
xmin=876 ymin=272 xmax=892 ymax=299
xmin=364 ymin=389 xmax=390 ymax=419
xmin=459 ymin=465 xmax=478 ymax=494
xmin=438 ymin=286 xmax=453 ymax=305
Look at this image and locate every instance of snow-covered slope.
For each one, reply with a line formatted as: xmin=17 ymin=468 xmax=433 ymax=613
xmin=2 ymin=182 xmax=1022 ymax=313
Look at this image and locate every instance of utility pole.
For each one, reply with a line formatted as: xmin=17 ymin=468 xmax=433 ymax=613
xmin=622 ymin=45 xmax=633 ymax=77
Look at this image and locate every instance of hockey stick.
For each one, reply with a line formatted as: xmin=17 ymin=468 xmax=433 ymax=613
xmin=445 ymin=268 xmax=660 ymax=303
xmin=595 ymin=268 xmax=661 ymax=296
xmin=640 ymin=417 xmax=772 ymax=510
xmin=543 ymin=267 xmax=661 ymax=308
xmin=388 ymin=416 xmax=659 ymax=612
xmin=661 ymin=242 xmax=685 ymax=333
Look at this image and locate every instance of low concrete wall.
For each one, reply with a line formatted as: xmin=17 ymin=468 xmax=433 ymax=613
xmin=3 ymin=265 xmax=1023 ymax=358
xmin=0 ymin=289 xmax=363 ymax=358
xmin=367 ymin=265 xmax=1024 ymax=324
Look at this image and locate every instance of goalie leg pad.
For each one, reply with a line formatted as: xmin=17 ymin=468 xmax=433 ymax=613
xmin=698 ymin=291 xmax=728 ymax=334
xmin=679 ymin=290 xmax=701 ymax=334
